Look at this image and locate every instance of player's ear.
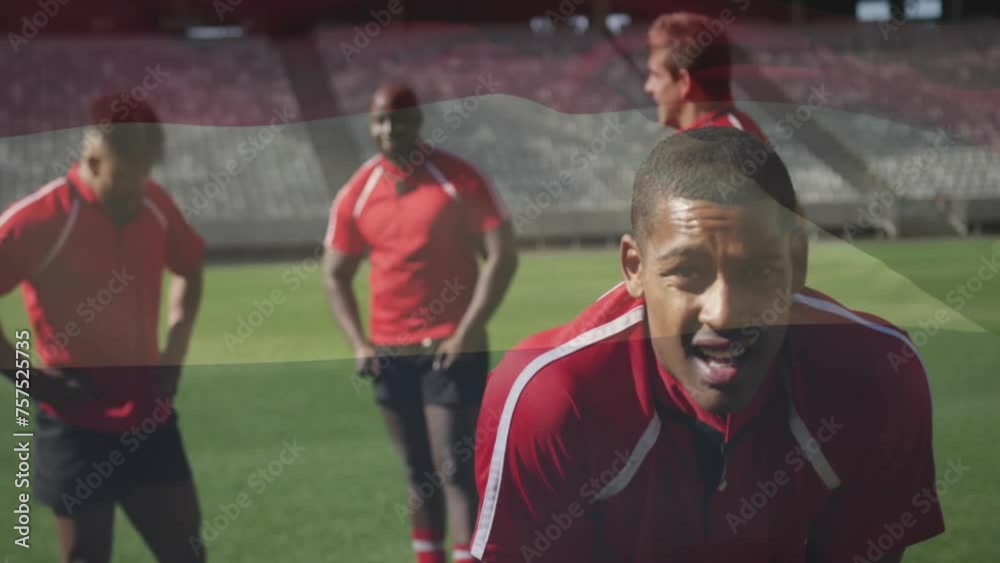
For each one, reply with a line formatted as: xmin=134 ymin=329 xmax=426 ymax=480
xmin=621 ymin=233 xmax=644 ymax=298
xmin=79 ymin=129 xmax=102 ymax=176
xmin=677 ymin=68 xmax=693 ymax=99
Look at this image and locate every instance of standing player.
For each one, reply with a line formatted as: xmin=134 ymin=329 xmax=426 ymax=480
xmin=0 ymin=97 xmax=206 ymax=563
xmin=472 ymin=128 xmax=943 ymax=562
xmin=323 ymin=82 xmax=518 ymax=563
xmin=643 ymin=11 xmax=811 ymax=289
xmin=643 ymin=12 xmax=765 ymax=139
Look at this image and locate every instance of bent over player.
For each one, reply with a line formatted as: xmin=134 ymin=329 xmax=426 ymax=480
xmin=472 ymin=128 xmax=943 ymax=562
xmin=0 ymin=97 xmax=206 ymax=562
xmin=323 ymin=82 xmax=517 ymax=563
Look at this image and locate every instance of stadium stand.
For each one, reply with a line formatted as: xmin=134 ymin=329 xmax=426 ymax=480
xmin=1 ymin=20 xmax=999 ymax=250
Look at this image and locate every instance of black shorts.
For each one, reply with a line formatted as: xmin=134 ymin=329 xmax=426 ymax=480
xmin=367 ymin=343 xmax=490 ymax=406
xmin=34 ymin=410 xmax=193 ymax=515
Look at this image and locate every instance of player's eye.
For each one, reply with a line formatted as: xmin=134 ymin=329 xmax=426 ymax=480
xmin=663 ymin=264 xmax=711 ymax=290
xmin=741 ymin=263 xmax=779 ymax=282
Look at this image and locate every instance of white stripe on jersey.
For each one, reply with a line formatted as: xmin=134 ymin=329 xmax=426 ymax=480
xmin=425 ymin=161 xmax=459 ymax=200
xmin=34 ymin=197 xmax=80 ymax=278
xmin=0 ymin=177 xmax=65 ymax=231
xmin=143 ymin=197 xmax=168 ymax=231
xmin=471 ymin=305 xmax=646 ymax=559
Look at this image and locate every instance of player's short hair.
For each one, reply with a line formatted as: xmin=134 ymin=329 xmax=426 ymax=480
xmin=631 ymin=127 xmax=799 ymax=241
xmin=648 ymin=12 xmax=732 ymax=101
xmin=85 ymin=95 xmax=165 ymax=163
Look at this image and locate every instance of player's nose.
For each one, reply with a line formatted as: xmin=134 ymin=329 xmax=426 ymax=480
xmin=697 ymin=277 xmax=737 ymax=331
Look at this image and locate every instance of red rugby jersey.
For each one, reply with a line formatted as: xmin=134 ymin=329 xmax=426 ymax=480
xmin=472 ymin=284 xmax=944 ymax=562
xmin=0 ymin=164 xmax=205 ymax=433
xmin=325 ymin=151 xmax=506 ymax=346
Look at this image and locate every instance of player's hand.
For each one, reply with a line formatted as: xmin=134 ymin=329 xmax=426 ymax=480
xmin=29 ymin=367 xmax=96 ymax=407
xmin=354 ymin=342 xmax=381 ymax=379
xmin=156 ymin=364 xmax=182 ymax=402
xmin=434 ymin=331 xmax=472 ymax=371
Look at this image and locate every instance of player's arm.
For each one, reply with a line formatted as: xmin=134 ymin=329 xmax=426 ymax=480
xmin=323 ymin=249 xmax=371 ymax=359
xmin=0 ymin=203 xmax=92 ymax=401
xmin=155 ymin=184 xmax=207 ymax=398
xmin=161 ymin=265 xmax=203 ymax=366
xmin=322 ymin=182 xmax=373 ymax=371
xmin=158 ymin=264 xmax=203 ymax=398
xmin=0 ymin=321 xmax=18 ymax=379
xmin=436 ymin=222 xmax=517 ymax=369
xmin=805 ymin=346 xmax=944 ymax=562
xmin=436 ymin=168 xmax=518 ymax=369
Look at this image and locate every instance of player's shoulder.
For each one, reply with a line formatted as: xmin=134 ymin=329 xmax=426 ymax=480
xmin=429 ymin=149 xmax=476 ymax=173
xmin=790 ymin=288 xmax=931 ymax=430
xmin=790 ymin=288 xmax=935 ymax=483
xmin=792 ymin=287 xmax=921 ymax=375
xmin=428 ymin=150 xmax=487 ymax=186
xmin=328 ymin=155 xmax=383 ymax=215
xmin=0 ymin=176 xmax=74 ymax=234
xmin=344 ymin=154 xmax=384 ymax=194
xmin=142 ymin=179 xmax=181 ymax=211
xmin=484 ymin=283 xmax=645 ymax=429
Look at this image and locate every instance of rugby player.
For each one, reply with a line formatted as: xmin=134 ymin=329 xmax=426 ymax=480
xmin=0 ymin=97 xmax=206 ymax=562
xmin=323 ymin=82 xmax=517 ymax=563
xmin=471 ymin=128 xmax=943 ymax=562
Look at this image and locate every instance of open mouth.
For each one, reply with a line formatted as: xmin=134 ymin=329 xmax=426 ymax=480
xmin=689 ymin=342 xmax=751 ymax=387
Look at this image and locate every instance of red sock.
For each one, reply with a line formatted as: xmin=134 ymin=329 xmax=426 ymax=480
xmin=412 ymin=529 xmax=445 ymax=563
xmin=453 ymin=542 xmax=473 ymax=563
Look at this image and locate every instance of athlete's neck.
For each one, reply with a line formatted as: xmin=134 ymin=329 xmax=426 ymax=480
xmin=676 ymin=102 xmax=731 ymax=130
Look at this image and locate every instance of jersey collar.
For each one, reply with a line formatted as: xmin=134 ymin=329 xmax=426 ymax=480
xmin=677 ymin=106 xmax=735 ymax=134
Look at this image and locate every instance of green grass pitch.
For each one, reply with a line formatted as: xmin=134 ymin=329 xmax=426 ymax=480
xmin=0 ymin=238 xmax=998 ymax=562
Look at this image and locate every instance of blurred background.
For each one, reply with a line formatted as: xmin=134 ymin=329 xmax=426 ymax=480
xmin=2 ymin=0 xmax=999 ymax=251
xmin=1 ymin=2 xmax=999 ymax=562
